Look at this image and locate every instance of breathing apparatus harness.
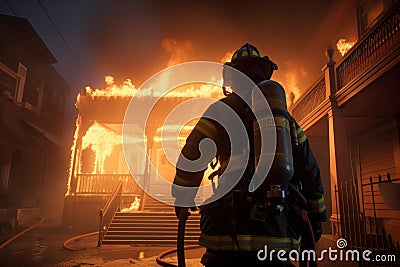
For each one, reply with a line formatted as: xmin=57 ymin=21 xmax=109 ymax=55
xmin=221 ymin=43 xmax=292 ymax=220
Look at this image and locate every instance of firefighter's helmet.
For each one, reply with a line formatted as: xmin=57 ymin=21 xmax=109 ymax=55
xmin=230 ymin=43 xmax=277 ymax=70
xmin=223 ymin=43 xmax=278 ymax=95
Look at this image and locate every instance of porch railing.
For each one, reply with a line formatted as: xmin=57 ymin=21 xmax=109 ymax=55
xmin=336 ymin=2 xmax=400 ymax=90
xmin=75 ymin=174 xmax=143 ymax=195
xmin=97 ymin=180 xmax=123 ymax=247
xmin=335 ymin=173 xmax=400 ymax=265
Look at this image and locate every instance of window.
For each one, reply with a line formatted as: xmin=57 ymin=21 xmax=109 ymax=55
xmin=0 ymin=63 xmax=18 ymax=100
xmin=0 ymin=62 xmax=28 ymax=104
xmin=357 ymin=0 xmax=385 ymax=37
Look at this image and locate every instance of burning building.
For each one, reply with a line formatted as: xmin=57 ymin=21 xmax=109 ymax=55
xmin=63 ymin=75 xmax=223 ymax=231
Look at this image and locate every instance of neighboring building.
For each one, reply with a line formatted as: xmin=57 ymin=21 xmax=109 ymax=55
xmin=0 ymin=15 xmax=70 ymax=226
xmin=289 ymin=0 xmax=400 ymax=249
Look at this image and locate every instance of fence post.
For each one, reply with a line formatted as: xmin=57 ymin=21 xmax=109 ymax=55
xmin=369 ymin=176 xmax=379 ymax=250
xmin=334 ymin=184 xmax=340 ymax=237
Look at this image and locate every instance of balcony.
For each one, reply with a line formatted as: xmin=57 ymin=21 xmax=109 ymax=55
xmin=290 ymin=2 xmax=400 ymax=128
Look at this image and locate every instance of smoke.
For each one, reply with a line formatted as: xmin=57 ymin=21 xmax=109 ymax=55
xmin=162 ymin=38 xmax=193 ymax=66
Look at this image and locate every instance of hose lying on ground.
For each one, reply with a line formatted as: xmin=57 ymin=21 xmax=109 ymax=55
xmin=63 ymin=231 xmax=98 ymax=251
xmin=156 ymin=245 xmax=202 ymax=267
xmin=0 ymin=218 xmax=46 ymax=250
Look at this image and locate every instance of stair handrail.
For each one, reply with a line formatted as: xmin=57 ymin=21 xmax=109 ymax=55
xmin=97 ymin=180 xmax=123 ymax=247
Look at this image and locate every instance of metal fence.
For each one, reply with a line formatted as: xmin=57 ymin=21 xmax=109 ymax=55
xmin=335 ymin=173 xmax=400 ymax=266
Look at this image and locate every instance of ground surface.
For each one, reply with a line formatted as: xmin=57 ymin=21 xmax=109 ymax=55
xmin=0 ymin=221 xmax=204 ymax=267
xmin=0 ymin=221 xmax=361 ymax=267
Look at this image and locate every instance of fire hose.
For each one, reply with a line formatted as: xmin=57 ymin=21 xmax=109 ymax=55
xmin=288 ymin=183 xmax=317 ymax=267
xmin=156 ymin=208 xmax=201 ymax=267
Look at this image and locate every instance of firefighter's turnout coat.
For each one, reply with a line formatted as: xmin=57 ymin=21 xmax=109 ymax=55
xmin=172 ymin=90 xmax=326 ymax=253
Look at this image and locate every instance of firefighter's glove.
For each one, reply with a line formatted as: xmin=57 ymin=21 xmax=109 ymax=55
xmin=311 ymin=221 xmax=322 ymax=243
xmin=175 ymin=206 xmax=196 ymax=220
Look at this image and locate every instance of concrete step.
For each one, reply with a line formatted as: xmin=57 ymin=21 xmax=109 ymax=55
xmin=102 ymin=210 xmax=201 ymax=246
xmin=102 ymin=239 xmax=199 ymax=245
xmin=114 ymin=213 xmax=200 ymax=218
xmin=113 ymin=215 xmax=200 ymax=220
xmin=111 ymin=217 xmax=200 ymax=222
xmin=107 ymin=226 xmax=200 ymax=232
xmin=143 ymin=204 xmax=173 ymax=211
xmin=109 ymin=222 xmax=199 ymax=228
xmin=104 ymin=234 xmax=199 ymax=241
xmin=115 ymin=213 xmax=179 ymax=216
xmin=105 ymin=230 xmax=200 ymax=236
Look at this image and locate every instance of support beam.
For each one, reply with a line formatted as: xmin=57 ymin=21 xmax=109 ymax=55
xmin=324 ymin=45 xmax=354 ymax=237
xmin=327 ymin=104 xmax=354 ymax=236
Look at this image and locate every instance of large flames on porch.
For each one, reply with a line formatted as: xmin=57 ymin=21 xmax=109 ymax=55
xmin=66 ymin=75 xmax=224 ymax=196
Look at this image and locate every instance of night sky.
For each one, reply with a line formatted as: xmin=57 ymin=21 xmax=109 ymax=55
xmin=0 ymin=0 xmax=358 ymax=132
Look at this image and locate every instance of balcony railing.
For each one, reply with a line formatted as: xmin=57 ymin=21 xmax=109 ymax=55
xmin=291 ymin=74 xmax=326 ymax=123
xmin=75 ymin=174 xmax=143 ymax=195
xmin=336 ymin=2 xmax=400 ymax=89
xmin=290 ymin=2 xmax=400 ymax=124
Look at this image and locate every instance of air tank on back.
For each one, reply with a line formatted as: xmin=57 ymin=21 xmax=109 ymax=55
xmin=252 ymin=80 xmax=294 ymax=188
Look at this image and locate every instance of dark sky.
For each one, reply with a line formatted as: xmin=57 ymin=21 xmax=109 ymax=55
xmin=0 ymin=0 xmax=359 ymax=123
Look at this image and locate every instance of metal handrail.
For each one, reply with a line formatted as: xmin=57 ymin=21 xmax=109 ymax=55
xmin=97 ymin=180 xmax=123 ymax=246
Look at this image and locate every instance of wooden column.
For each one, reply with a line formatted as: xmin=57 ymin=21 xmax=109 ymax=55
xmin=324 ymin=45 xmax=354 ymax=237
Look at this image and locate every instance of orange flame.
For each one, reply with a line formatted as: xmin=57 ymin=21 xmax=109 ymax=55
xmin=121 ymin=196 xmax=141 ymax=212
xmin=66 ymin=117 xmax=80 ymax=196
xmin=79 ymin=76 xmax=224 ymax=100
xmin=276 ymin=62 xmax=307 ymax=106
xmin=81 ymin=75 xmax=137 ymax=100
xmin=161 ymin=82 xmax=224 ymax=98
xmin=220 ymin=50 xmax=235 ymax=63
xmin=81 ymin=122 xmax=121 ymax=174
xmin=336 ymin=38 xmax=356 ymax=56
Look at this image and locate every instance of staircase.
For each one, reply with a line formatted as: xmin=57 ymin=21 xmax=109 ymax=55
xmin=101 ymin=195 xmax=201 ymax=246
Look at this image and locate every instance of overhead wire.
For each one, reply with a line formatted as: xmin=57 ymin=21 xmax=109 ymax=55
xmin=36 ymin=0 xmax=89 ymax=79
xmin=3 ymin=0 xmax=18 ymax=17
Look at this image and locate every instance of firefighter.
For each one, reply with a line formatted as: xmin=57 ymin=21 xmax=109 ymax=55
xmin=172 ymin=43 xmax=326 ymax=267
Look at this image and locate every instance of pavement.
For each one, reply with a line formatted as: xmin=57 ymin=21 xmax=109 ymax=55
xmin=0 ymin=219 xmax=362 ymax=267
xmin=0 ymin=219 xmax=205 ymax=267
